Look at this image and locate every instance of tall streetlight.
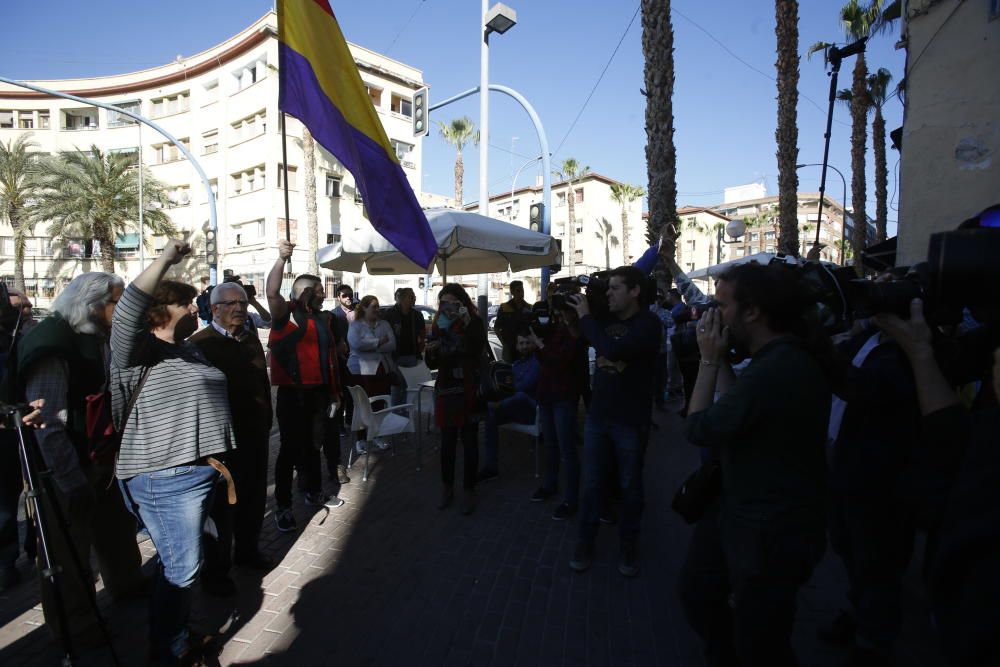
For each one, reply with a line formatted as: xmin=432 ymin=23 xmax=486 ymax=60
xmin=478 ymin=1 xmax=517 ymax=314
xmin=797 ymin=162 xmax=847 ymax=263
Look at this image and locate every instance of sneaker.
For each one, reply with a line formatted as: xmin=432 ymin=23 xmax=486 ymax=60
xmin=476 ymin=467 xmax=499 ymax=483
xmin=336 ymin=465 xmax=351 ymax=484
xmin=275 ymin=508 xmax=297 ymax=533
xmin=551 ymin=502 xmax=577 ymax=521
xmin=569 ymin=542 xmax=593 ymax=573
xmin=818 ymin=610 xmax=856 ymax=645
xmin=618 ymin=542 xmax=639 ymax=577
xmin=374 ymin=439 xmax=391 ymax=451
xmin=530 ymin=486 xmax=554 ymax=503
xmin=599 ymin=506 xmax=618 ymax=525
xmin=305 ymin=492 xmax=345 ymax=508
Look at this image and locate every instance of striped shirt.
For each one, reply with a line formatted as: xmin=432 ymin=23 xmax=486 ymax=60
xmin=111 ymin=284 xmax=234 ymax=478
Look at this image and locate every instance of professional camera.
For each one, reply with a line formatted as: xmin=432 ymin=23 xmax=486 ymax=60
xmin=550 ymin=273 xmax=611 ymax=320
xmin=529 ymin=301 xmax=554 ymax=338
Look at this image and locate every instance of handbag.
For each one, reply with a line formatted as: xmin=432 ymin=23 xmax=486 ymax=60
xmin=84 ymin=366 xmax=151 ymax=465
xmin=671 ymin=459 xmax=722 ymax=525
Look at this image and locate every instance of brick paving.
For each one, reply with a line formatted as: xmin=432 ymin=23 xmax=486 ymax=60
xmin=1 ymin=401 xmax=945 ymax=666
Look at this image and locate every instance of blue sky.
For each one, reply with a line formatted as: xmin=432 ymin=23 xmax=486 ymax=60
xmin=4 ymin=0 xmax=905 ymax=231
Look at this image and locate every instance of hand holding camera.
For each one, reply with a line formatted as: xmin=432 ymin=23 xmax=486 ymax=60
xmin=874 ymin=298 xmax=934 ymax=360
xmin=566 ymin=292 xmax=589 ymax=318
xmin=695 ymin=308 xmax=729 ymax=365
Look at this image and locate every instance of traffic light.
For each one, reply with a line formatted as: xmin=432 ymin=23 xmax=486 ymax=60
xmin=419 ymin=276 xmax=426 ymax=289
xmin=550 ymin=238 xmax=562 ymax=275
xmin=205 ymin=228 xmax=217 ymax=267
xmin=412 ymin=87 xmax=429 ymax=138
xmin=529 ymin=202 xmax=544 ymax=232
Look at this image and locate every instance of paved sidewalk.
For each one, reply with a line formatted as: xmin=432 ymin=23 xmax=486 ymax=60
xmin=1 ymin=402 xmax=945 ymax=666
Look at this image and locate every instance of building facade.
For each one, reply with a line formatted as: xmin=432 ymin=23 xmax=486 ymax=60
xmin=896 ymin=0 xmax=1000 ymax=265
xmin=0 ymin=12 xmax=427 ymax=305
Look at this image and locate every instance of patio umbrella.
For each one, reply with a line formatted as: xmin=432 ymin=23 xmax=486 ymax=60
xmin=316 ymin=207 xmax=558 ymax=280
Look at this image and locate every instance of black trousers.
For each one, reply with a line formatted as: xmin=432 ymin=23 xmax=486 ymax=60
xmin=0 ymin=431 xmax=23 ymax=571
xmin=440 ymin=423 xmax=478 ymax=490
xmin=275 ymin=386 xmax=328 ymax=508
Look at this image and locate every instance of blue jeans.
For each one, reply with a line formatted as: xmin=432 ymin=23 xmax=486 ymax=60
xmin=540 ymin=399 xmax=580 ymax=506
xmin=483 ymin=393 xmax=537 ymax=471
xmin=120 ymin=464 xmax=219 ymax=662
xmin=578 ymin=415 xmax=649 ymax=546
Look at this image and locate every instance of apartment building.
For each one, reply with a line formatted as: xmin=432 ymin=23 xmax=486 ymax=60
xmin=0 ymin=12 xmax=427 ymax=305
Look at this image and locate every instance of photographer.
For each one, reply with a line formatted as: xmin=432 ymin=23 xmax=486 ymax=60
xmin=190 ymin=282 xmax=275 ymax=593
xmin=15 ymin=272 xmax=144 ymax=650
xmin=876 ymin=299 xmax=999 ymax=667
xmin=566 ymin=265 xmax=661 ymax=577
xmin=683 ymin=263 xmax=830 ymax=667
xmin=478 ymin=330 xmax=539 ymax=482
xmin=528 ymin=298 xmax=588 ymax=520
xmin=267 ymin=241 xmax=346 ymax=534
xmin=425 ymin=284 xmax=487 ymax=515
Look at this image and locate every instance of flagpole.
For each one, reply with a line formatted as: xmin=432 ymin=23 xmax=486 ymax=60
xmin=280 ymin=112 xmax=292 ymax=273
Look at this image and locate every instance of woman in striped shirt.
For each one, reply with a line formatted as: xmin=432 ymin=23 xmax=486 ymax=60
xmin=112 ymin=239 xmax=234 ymax=665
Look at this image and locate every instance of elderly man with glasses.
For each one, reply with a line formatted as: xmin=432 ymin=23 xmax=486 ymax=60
xmin=189 ymin=282 xmax=275 ymax=591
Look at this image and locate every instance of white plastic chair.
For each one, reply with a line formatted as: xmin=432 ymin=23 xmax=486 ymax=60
xmin=398 ymin=362 xmax=436 ymax=470
xmin=347 ymin=385 xmax=414 ymax=482
xmin=499 ymin=406 xmax=543 ymax=478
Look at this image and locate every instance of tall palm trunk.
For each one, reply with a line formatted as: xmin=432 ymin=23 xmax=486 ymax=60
xmin=775 ymin=0 xmax=800 ymax=256
xmin=303 ymin=128 xmax=319 ymax=274
xmin=566 ymin=183 xmax=577 ymax=276
xmin=97 ymin=225 xmax=115 ymax=274
xmin=642 ymin=0 xmax=679 ymax=264
xmin=9 ymin=210 xmax=25 ymax=293
xmin=849 ymin=53 xmax=868 ymax=271
xmin=620 ymin=206 xmax=630 ymax=265
xmin=872 ymin=106 xmax=888 ymax=244
xmin=454 ymin=149 xmax=464 ymax=206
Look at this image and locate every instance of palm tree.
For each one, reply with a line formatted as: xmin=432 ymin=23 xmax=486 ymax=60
xmin=801 ymin=223 xmax=815 ymax=256
xmin=866 ymin=68 xmax=893 ymax=244
xmin=775 ymin=0 xmax=800 ymax=256
xmin=594 ymin=217 xmax=620 ymax=271
xmin=0 ymin=134 xmax=41 ymax=292
xmin=835 ymin=238 xmax=854 ymax=264
xmin=743 ymin=212 xmax=773 ymax=253
xmin=437 ymin=117 xmax=477 ymax=207
xmin=302 ymin=127 xmax=319 ymax=273
xmin=609 ymin=182 xmax=645 ymax=264
xmin=34 ymin=145 xmax=176 ymax=273
xmin=642 ymin=0 xmax=679 ymax=267
xmin=553 ymin=158 xmax=589 ymax=277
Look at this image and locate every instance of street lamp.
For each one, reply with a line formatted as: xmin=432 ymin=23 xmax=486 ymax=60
xmin=797 ymin=162 xmax=848 ymax=264
xmin=478 ymin=1 xmax=517 ymax=314
xmin=717 ymin=218 xmax=746 ymax=265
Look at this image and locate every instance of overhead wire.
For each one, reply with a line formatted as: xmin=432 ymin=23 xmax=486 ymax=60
xmin=385 ymin=0 xmax=428 ymax=55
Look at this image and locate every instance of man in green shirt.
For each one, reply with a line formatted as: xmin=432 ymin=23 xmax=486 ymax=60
xmin=683 ymin=263 xmax=830 ymax=667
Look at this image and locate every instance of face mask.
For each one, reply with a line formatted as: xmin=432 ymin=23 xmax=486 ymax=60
xmin=437 ymin=313 xmax=454 ymax=329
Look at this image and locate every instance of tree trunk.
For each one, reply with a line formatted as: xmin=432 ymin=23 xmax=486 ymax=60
xmin=872 ymin=108 xmax=888 ymax=244
xmin=621 ymin=207 xmax=630 ymax=265
xmin=643 ymin=0 xmax=678 ymax=264
xmin=99 ymin=236 xmax=116 ymax=274
xmin=303 ymin=128 xmax=319 ymax=274
xmin=567 ymin=183 xmax=576 ymax=277
xmin=10 ymin=213 xmax=25 ymax=293
xmin=454 ymin=150 xmax=464 ymax=206
xmin=775 ymin=0 xmax=800 ymax=256
xmin=849 ymin=53 xmax=869 ymax=273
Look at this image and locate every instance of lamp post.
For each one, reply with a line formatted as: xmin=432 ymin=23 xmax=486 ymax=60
xmin=478 ymin=1 xmax=517 ymax=314
xmin=797 ymin=162 xmax=847 ymax=263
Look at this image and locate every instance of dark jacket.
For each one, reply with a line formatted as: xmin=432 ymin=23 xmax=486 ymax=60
xmin=382 ymin=305 xmax=425 ymax=360
xmin=536 ymin=324 xmax=588 ymax=405
xmin=426 ymin=315 xmax=487 ymax=428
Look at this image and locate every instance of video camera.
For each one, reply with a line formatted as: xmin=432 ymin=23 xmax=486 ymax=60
xmin=550 ymin=273 xmax=611 ymax=320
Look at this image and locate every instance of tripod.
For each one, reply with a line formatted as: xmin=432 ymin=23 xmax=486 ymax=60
xmin=7 ymin=403 xmax=122 ymax=667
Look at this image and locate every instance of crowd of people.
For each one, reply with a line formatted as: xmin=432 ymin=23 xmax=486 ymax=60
xmin=0 ymin=230 xmax=995 ymax=667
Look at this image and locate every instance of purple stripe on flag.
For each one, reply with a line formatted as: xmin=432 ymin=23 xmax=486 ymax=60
xmin=278 ymin=43 xmax=437 ymax=269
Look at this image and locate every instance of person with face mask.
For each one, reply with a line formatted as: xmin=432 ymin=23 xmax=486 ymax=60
xmin=110 ymin=239 xmax=235 ymax=665
xmin=266 ymin=240 xmax=345 ymax=535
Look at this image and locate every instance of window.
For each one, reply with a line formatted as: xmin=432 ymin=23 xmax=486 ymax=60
xmin=231 ymin=110 xmax=266 ymax=144
xmin=234 ymin=58 xmax=266 ymax=92
xmin=555 ymin=192 xmax=566 ymax=207
xmin=109 ymin=147 xmax=139 ymax=167
xmin=765 ymin=231 xmax=776 ymax=239
xmin=152 ymin=138 xmax=189 ymax=164
xmin=229 ymin=165 xmax=265 ymax=196
xmin=202 ymin=129 xmax=219 ymax=155
xmin=574 ymin=188 xmax=584 ymax=204
xmin=38 ymin=112 xmax=49 ymax=129
xmin=17 ymin=111 xmax=34 ymax=129
xmin=749 ymin=232 xmax=759 ymax=241
xmin=327 ymin=233 xmax=342 ymax=244
xmin=390 ymin=93 xmax=412 ymax=117
xmin=326 ymin=175 xmax=341 ymax=198
xmin=278 ymin=165 xmax=298 ymax=189
xmin=168 ymin=187 xmax=191 ymax=207
xmin=765 ymin=245 xmax=775 ymax=253
xmin=202 ymin=79 xmax=219 ymax=105
xmin=391 ymin=139 xmax=414 ymax=162
xmin=62 ymin=109 xmax=98 ymax=130
xmin=686 ymin=263 xmax=695 ymax=272
xmin=108 ymin=100 xmax=140 ymax=127
xmin=573 ymin=249 xmax=584 ymax=265
xmin=687 ymin=239 xmax=696 ymax=250
xmin=0 ymin=111 xmax=12 ymax=128
xmin=365 ymin=85 xmax=382 ymax=108
xmin=150 ymin=91 xmax=190 ymax=118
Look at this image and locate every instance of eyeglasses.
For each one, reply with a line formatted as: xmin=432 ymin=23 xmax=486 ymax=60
xmin=218 ymin=300 xmax=248 ymax=307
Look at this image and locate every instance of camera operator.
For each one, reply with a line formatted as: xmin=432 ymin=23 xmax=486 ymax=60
xmin=566 ymin=265 xmax=661 ymax=577
xmin=190 ymin=282 xmax=276 ymax=594
xmin=494 ymin=280 xmax=532 ymax=362
xmin=267 ymin=241 xmax=346 ymax=534
xmin=683 ymin=263 xmax=831 ymax=667
xmin=875 ymin=299 xmax=999 ymax=667
xmin=820 ymin=304 xmax=920 ymax=662
xmin=528 ymin=298 xmax=589 ymax=520
xmin=13 ymin=273 xmax=144 ymax=649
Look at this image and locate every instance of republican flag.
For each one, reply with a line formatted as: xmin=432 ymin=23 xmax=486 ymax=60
xmin=277 ymin=0 xmax=437 ymax=269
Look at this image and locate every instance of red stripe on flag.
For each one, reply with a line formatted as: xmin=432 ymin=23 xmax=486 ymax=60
xmin=308 ymin=0 xmax=334 ymax=18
